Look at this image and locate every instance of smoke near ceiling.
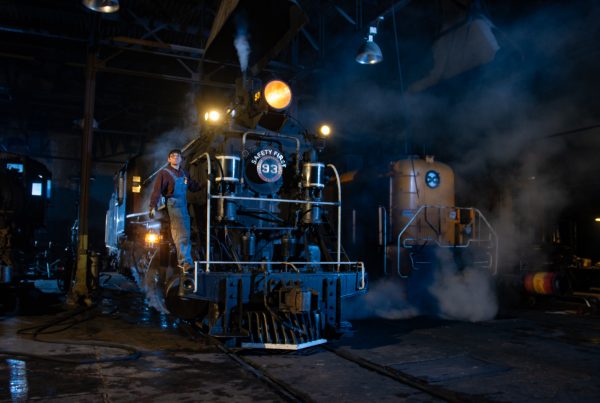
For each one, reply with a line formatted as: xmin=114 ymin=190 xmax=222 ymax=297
xmin=302 ymin=0 xmax=600 ymax=270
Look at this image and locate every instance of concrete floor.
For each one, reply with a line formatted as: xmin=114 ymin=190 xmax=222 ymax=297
xmin=1 ymin=287 xmax=599 ymax=402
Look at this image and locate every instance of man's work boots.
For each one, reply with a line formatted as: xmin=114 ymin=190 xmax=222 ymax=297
xmin=178 ymin=263 xmax=195 ymax=297
xmin=179 ymin=262 xmax=194 ymax=273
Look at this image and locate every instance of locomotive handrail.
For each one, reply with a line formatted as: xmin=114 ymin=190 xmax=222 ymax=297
xmin=378 ymin=206 xmax=388 ymax=275
xmin=192 ymin=261 xmax=366 ymax=292
xmin=190 ymin=152 xmax=212 ymax=273
xmin=396 ymin=205 xmax=427 ymax=278
xmin=473 ymin=207 xmax=498 ymax=275
xmin=327 ymin=164 xmax=342 ymax=271
xmin=211 ymin=194 xmax=339 ymax=206
xmin=396 ymin=205 xmax=498 ymax=277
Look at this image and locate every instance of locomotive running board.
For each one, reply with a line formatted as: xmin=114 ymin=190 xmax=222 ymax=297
xmin=241 ymin=338 xmax=327 ymax=350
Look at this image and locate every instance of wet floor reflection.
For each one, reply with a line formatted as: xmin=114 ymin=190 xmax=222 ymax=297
xmin=100 ymin=291 xmax=179 ymax=330
xmin=7 ymin=359 xmax=28 ymax=402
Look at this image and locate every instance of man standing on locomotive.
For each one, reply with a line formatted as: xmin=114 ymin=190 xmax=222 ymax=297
xmin=149 ymin=149 xmax=200 ymax=271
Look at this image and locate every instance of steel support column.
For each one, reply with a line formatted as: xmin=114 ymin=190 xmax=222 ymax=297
xmin=69 ymin=46 xmax=97 ymax=305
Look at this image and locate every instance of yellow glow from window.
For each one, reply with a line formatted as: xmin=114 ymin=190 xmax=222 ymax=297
xmin=595 ymin=217 xmax=600 ymax=222
xmin=132 ymin=176 xmax=141 ymax=193
xmin=264 ymin=80 xmax=292 ymax=110
xmin=319 ymin=124 xmax=331 ymax=136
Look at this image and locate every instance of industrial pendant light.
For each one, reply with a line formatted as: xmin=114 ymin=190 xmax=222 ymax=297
xmin=82 ymin=0 xmax=120 ymax=13
xmin=356 ymin=17 xmax=384 ymax=65
xmin=355 ymin=38 xmax=383 ymax=65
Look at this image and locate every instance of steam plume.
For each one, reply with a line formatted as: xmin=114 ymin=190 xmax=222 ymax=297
xmin=234 ymin=31 xmax=251 ymax=73
xmin=344 ymin=279 xmax=419 ymax=320
xmin=428 ymin=249 xmax=498 ymax=322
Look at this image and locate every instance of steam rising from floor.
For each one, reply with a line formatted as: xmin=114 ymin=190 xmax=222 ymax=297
xmin=344 ymin=263 xmax=497 ymax=323
xmin=130 ymin=263 xmax=170 ymax=315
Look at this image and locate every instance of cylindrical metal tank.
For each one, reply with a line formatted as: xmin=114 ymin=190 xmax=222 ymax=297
xmin=392 ymin=156 xmax=455 ymax=245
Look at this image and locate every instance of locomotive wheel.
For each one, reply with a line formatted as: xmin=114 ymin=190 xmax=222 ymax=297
xmin=164 ymin=276 xmax=209 ymax=320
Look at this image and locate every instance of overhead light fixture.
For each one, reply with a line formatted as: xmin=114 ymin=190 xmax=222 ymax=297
xmin=356 ymin=17 xmax=384 ymax=65
xmin=82 ymin=0 xmax=120 ymax=13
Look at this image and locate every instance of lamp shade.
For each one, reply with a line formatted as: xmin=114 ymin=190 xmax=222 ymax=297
xmin=82 ymin=0 xmax=119 ymax=13
xmin=355 ymin=40 xmax=383 ymax=65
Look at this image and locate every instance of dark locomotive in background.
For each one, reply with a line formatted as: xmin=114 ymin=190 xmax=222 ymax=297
xmin=0 ymin=152 xmax=69 ymax=311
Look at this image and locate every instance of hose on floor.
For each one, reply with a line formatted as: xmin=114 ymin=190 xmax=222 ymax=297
xmin=0 ymin=305 xmax=141 ymax=364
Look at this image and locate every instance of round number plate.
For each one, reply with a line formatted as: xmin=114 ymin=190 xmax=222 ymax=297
xmin=256 ymin=155 xmax=282 ymax=182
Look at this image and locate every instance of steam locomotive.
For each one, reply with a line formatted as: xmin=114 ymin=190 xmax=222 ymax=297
xmin=101 ymin=0 xmax=371 ymax=350
xmin=105 ymin=76 xmax=367 ymax=349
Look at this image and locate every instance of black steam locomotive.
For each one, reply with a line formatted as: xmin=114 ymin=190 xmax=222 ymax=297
xmin=105 ymin=76 xmax=366 ymax=348
xmin=104 ymin=0 xmax=366 ymax=349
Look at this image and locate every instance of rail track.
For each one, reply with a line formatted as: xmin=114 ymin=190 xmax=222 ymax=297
xmin=192 ymin=323 xmax=495 ymax=403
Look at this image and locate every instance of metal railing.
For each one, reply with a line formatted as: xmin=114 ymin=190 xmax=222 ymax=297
xmin=395 ymin=205 xmax=498 ymax=276
xmin=192 ymin=261 xmax=366 ymax=293
xmin=191 ymin=151 xmax=354 ymax=281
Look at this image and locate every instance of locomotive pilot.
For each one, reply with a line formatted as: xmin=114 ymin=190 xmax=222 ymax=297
xmin=149 ymin=149 xmax=200 ymax=271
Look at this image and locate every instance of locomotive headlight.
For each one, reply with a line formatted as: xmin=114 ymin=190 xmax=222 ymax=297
xmin=264 ymin=80 xmax=292 ymax=110
xmin=144 ymin=231 xmax=159 ymax=246
xmin=204 ymin=110 xmax=222 ymax=124
xmin=319 ymin=124 xmax=331 ymax=137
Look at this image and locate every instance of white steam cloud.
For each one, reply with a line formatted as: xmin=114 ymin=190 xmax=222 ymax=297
xmin=344 ymin=261 xmax=497 ymax=322
xmin=344 ymin=279 xmax=419 ymax=320
xmin=428 ymin=249 xmax=498 ymax=322
xmin=234 ymin=33 xmax=251 ymax=73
